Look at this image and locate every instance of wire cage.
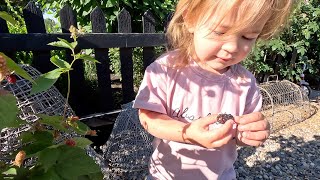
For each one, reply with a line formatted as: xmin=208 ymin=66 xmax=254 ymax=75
xmin=0 ymin=65 xmax=74 ymax=161
xmin=258 ymin=75 xmax=312 ymax=132
xmin=100 ymin=101 xmax=154 ymax=180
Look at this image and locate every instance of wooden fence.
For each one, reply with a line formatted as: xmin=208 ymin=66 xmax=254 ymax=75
xmin=0 ymin=1 xmax=167 ymax=116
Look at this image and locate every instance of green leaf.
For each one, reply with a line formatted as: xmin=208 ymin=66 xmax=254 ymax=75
xmin=0 ymin=11 xmax=17 ymax=25
xmin=30 ymin=68 xmax=66 ymax=95
xmin=73 ymin=121 xmax=89 ymax=135
xmin=20 ymin=132 xmax=35 ymax=144
xmin=38 ymin=147 xmax=61 ymax=172
xmin=37 ymin=114 xmax=69 ymax=132
xmin=54 ymin=146 xmax=102 ymax=179
xmin=48 ymin=38 xmax=75 ymax=50
xmin=29 ymin=168 xmax=61 ymax=180
xmin=50 ymin=56 xmax=71 ymax=69
xmin=0 ymin=93 xmax=20 ymax=129
xmin=78 ymin=172 xmax=104 ymax=180
xmin=2 ymin=167 xmax=17 ymax=176
xmin=58 ymin=38 xmax=77 ymax=49
xmin=0 ymin=52 xmax=35 ymax=83
xmin=74 ymin=137 xmax=92 ymax=148
xmin=75 ymin=54 xmax=100 ymax=63
xmin=22 ymin=131 xmax=54 ymax=155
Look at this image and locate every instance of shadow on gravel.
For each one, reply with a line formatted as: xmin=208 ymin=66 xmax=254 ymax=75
xmin=235 ymin=135 xmax=320 ymax=179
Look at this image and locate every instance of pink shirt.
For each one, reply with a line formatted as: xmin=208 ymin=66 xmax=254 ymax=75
xmin=133 ymin=52 xmax=262 ymax=180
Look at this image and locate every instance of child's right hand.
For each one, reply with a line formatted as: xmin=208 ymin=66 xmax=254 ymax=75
xmin=182 ymin=115 xmax=235 ymax=149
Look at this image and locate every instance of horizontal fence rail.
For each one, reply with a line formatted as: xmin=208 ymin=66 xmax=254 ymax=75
xmin=0 ymin=33 xmax=166 ymax=51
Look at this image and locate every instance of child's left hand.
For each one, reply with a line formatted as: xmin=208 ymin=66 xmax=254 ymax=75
xmin=234 ymin=112 xmax=270 ymax=146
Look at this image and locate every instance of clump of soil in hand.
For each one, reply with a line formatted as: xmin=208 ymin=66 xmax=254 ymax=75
xmin=217 ymin=114 xmax=234 ymax=124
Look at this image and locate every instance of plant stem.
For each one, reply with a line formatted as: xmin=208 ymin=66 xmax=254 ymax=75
xmin=62 ymin=49 xmax=76 ymax=121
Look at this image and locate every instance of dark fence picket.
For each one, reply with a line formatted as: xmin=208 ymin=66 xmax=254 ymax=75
xmin=142 ymin=10 xmax=156 ymax=70
xmin=0 ymin=13 xmax=9 ymax=33
xmin=23 ymin=1 xmax=53 ymax=73
xmin=0 ymin=10 xmax=15 ymax=61
xmin=90 ymin=7 xmax=114 ymax=112
xmin=118 ymin=8 xmax=134 ymax=104
xmin=59 ymin=4 xmax=87 ymax=115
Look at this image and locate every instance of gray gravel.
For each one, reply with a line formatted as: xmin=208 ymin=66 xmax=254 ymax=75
xmin=234 ymin=102 xmax=320 ymax=179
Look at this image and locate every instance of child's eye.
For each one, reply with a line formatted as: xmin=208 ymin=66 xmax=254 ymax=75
xmin=242 ymin=36 xmax=256 ymax=40
xmin=213 ymin=31 xmax=225 ymax=36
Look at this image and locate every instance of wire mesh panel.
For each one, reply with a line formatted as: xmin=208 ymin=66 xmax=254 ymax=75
xmin=0 ymin=65 xmax=74 ymax=160
xmin=258 ymin=76 xmax=312 ymax=132
xmin=101 ymin=101 xmax=154 ymax=180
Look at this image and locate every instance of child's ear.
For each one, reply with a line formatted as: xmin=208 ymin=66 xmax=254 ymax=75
xmin=182 ymin=10 xmax=195 ymax=33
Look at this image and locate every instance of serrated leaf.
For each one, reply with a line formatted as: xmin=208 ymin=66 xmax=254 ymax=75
xmin=71 ymin=41 xmax=78 ymax=49
xmin=74 ymin=137 xmax=92 ymax=148
xmin=50 ymin=56 xmax=71 ymax=69
xmin=0 ymin=52 xmax=35 ymax=83
xmin=22 ymin=131 xmax=54 ymax=155
xmin=78 ymin=172 xmax=104 ymax=180
xmin=75 ymin=54 xmax=99 ymax=63
xmin=73 ymin=121 xmax=89 ymax=135
xmin=0 ymin=93 xmax=20 ymax=129
xmin=58 ymin=38 xmax=77 ymax=49
xmin=0 ymin=11 xmax=17 ymax=25
xmin=30 ymin=68 xmax=66 ymax=95
xmin=38 ymin=147 xmax=61 ymax=172
xmin=54 ymin=146 xmax=102 ymax=179
xmin=48 ymin=38 xmax=75 ymax=50
xmin=2 ymin=167 xmax=17 ymax=176
xmin=20 ymin=132 xmax=35 ymax=144
xmin=29 ymin=168 xmax=61 ymax=180
xmin=37 ymin=114 xmax=68 ymax=132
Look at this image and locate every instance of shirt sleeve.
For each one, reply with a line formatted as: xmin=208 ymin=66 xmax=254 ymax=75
xmin=243 ymin=79 xmax=262 ymax=114
xmin=133 ymin=61 xmax=168 ymax=114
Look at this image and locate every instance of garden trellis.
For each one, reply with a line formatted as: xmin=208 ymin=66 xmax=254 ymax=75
xmin=0 ymin=65 xmax=74 ymax=161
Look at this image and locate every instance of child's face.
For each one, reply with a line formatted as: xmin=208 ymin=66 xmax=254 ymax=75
xmin=189 ymin=10 xmax=269 ymax=74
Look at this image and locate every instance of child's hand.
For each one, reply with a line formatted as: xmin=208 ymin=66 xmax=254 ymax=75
xmin=0 ymin=55 xmax=10 ymax=81
xmin=183 ymin=114 xmax=235 ymax=149
xmin=235 ymin=112 xmax=270 ymax=146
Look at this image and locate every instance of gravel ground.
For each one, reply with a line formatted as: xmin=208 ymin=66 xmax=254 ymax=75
xmin=234 ymin=102 xmax=320 ymax=179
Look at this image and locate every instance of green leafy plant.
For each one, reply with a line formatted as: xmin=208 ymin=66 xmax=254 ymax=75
xmin=0 ymin=13 xmax=103 ymax=179
xmin=243 ymin=0 xmax=320 ymax=82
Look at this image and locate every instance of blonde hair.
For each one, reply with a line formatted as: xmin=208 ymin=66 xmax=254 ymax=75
xmin=166 ymin=0 xmax=294 ymax=66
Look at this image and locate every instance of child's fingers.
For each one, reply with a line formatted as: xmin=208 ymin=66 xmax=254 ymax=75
xmin=238 ymin=112 xmax=265 ymax=125
xmin=210 ymin=133 xmax=234 ymax=148
xmin=241 ymin=130 xmax=269 ymax=141
xmin=199 ymin=114 xmax=218 ymax=128
xmin=238 ymin=135 xmax=265 ymax=147
xmin=238 ymin=119 xmax=269 ymax=131
xmin=207 ymin=120 xmax=234 ymax=141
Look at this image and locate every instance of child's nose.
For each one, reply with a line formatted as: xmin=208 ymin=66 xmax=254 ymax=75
xmin=221 ymin=39 xmax=239 ymax=54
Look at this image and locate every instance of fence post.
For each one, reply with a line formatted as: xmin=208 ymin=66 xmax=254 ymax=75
xmin=118 ymin=8 xmax=134 ymax=104
xmin=0 ymin=8 xmax=9 ymax=33
xmin=0 ymin=8 xmax=15 ymax=61
xmin=23 ymin=1 xmax=54 ymax=73
xmin=91 ymin=7 xmax=114 ymax=112
xmin=60 ymin=4 xmax=87 ymax=115
xmin=142 ymin=10 xmax=156 ymax=70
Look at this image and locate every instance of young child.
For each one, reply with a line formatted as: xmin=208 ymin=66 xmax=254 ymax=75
xmin=134 ymin=1 xmax=293 ymax=179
